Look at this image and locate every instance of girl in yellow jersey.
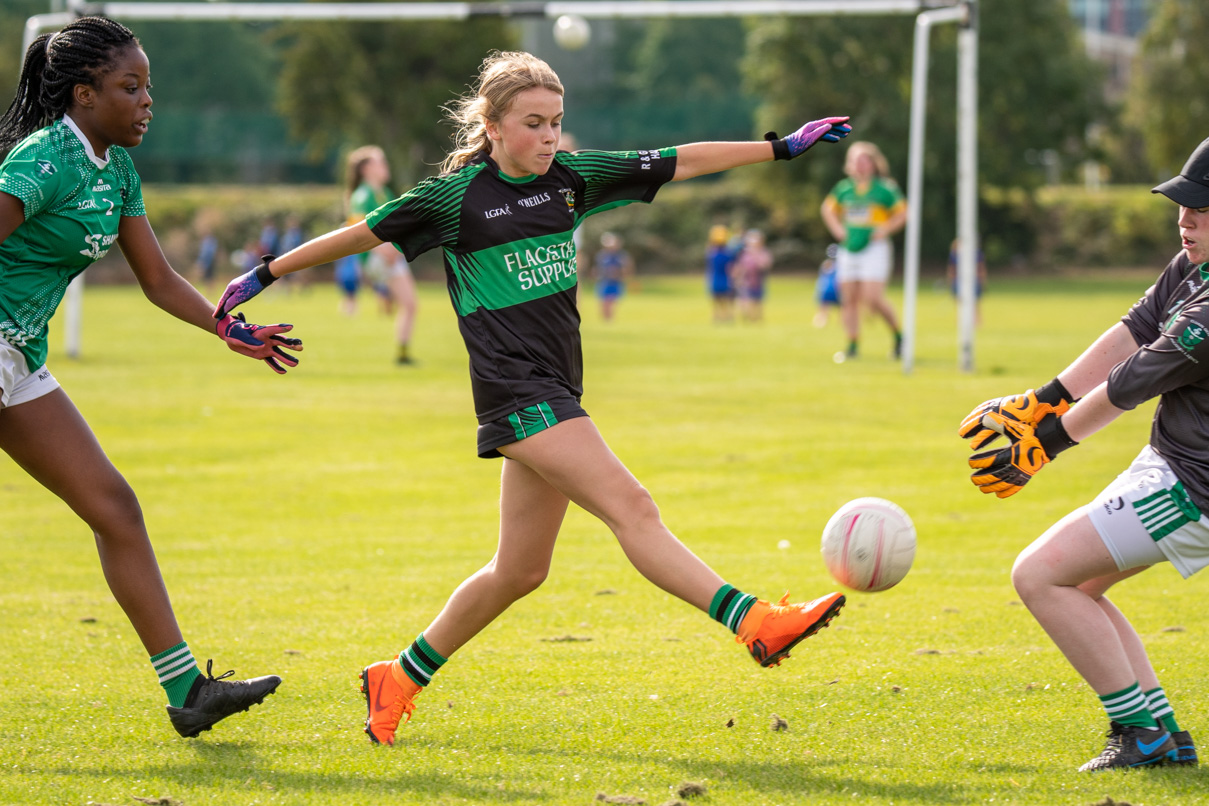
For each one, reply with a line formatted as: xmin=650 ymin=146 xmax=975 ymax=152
xmin=821 ymin=141 xmax=908 ymax=359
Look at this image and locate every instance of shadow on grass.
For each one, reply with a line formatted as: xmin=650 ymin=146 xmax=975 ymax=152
xmin=38 ymin=740 xmax=544 ymax=803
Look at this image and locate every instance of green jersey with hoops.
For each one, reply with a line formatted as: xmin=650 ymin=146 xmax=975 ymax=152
xmin=1113 ymin=253 xmax=1209 ymax=511
xmin=366 ymin=148 xmax=677 ymax=423
xmin=0 ymin=117 xmax=145 ymax=371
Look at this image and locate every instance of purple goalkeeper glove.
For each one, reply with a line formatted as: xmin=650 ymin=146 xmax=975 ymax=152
xmin=216 ymin=312 xmax=303 ymax=375
xmin=766 ymin=116 xmax=852 ymax=160
xmin=214 ymin=255 xmax=278 ymax=319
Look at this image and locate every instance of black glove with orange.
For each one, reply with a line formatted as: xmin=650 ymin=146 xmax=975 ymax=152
xmin=968 ymin=413 xmax=1078 ymax=498
xmin=958 ymin=378 xmax=1075 ymax=450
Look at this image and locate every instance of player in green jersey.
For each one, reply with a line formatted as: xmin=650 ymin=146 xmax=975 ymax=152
xmin=344 ymin=145 xmax=418 ymax=363
xmin=821 ymin=141 xmax=908 ymax=360
xmin=215 ymin=50 xmax=852 ymax=746
xmin=0 ymin=17 xmax=300 ymax=737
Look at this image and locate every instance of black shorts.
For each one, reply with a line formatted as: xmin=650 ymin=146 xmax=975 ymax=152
xmin=476 ymin=396 xmax=589 ymax=458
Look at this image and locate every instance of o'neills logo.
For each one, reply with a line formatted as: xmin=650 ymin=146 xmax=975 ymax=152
xmin=517 ymin=192 xmax=550 ymax=209
xmin=485 ymin=204 xmax=512 ymax=219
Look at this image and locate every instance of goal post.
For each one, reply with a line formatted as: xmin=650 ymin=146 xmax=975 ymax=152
xmin=25 ymin=0 xmax=977 ymax=373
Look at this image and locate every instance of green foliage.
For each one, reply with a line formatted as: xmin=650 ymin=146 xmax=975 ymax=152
xmin=1124 ymin=0 xmax=1209 ymax=178
xmin=6 ymin=275 xmax=1209 ymax=805
xmin=273 ymin=17 xmax=516 ymax=187
xmin=1031 ymin=185 xmax=1179 ymax=269
xmin=0 ymin=1 xmax=46 ymax=94
xmin=742 ymin=0 xmax=1105 ymax=258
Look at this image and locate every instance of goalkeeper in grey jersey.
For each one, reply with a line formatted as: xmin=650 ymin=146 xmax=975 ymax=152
xmin=957 ymin=137 xmax=1209 ymax=772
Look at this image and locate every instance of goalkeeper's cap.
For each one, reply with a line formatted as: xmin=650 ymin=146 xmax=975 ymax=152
xmin=1153 ymin=136 xmax=1209 ymax=208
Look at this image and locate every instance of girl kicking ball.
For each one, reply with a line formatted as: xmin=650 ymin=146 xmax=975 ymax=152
xmin=215 ymin=50 xmax=851 ymax=746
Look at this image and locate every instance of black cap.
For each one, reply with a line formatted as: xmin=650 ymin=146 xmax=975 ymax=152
xmin=1153 ymin=137 xmax=1209 ymax=208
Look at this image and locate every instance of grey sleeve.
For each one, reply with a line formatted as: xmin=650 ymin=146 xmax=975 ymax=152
xmin=1108 ymin=307 xmax=1209 ymax=410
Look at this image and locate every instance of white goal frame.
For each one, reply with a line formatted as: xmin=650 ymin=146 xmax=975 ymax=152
xmin=26 ymin=0 xmax=978 ymax=374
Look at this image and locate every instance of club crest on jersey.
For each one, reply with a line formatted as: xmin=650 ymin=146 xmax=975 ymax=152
xmin=559 ymin=188 xmax=575 ymax=209
xmin=1177 ymin=322 xmax=1206 ymax=352
xmin=36 ymin=160 xmax=55 ymax=176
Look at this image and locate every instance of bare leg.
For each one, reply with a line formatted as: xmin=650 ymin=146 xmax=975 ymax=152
xmin=1082 ymin=569 xmax=1159 ymax=690
xmin=500 ymin=417 xmax=725 ymax=611
xmin=1011 ymin=509 xmax=1143 ymax=694
xmin=422 ymin=457 xmax=569 ymax=657
xmin=0 ymin=390 xmax=183 ymax=655
xmin=861 ymin=279 xmax=901 ymax=333
xmin=839 ymin=280 xmax=861 ymax=344
xmin=389 ymin=269 xmax=418 ymax=347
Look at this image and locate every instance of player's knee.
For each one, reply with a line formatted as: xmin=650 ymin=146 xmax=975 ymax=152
xmin=83 ymin=474 xmax=145 ymax=537
xmin=501 ymin=564 xmax=549 ymax=599
xmin=1010 ymin=553 xmax=1042 ymax=602
xmin=614 ymin=482 xmax=661 ymax=531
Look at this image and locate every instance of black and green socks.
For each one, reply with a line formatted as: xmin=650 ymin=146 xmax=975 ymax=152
xmin=151 ymin=641 xmax=201 ymax=708
xmin=1100 ymin=683 xmax=1160 ymax=729
xmin=398 ymin=634 xmax=447 ymax=687
xmin=710 ymin=584 xmax=758 ymax=635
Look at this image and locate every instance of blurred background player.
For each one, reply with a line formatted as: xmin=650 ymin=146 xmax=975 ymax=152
xmin=345 ymin=145 xmax=419 ymax=364
xmin=592 ymin=231 xmax=633 ymax=321
xmin=214 ymin=50 xmax=853 ymax=748
xmin=705 ymin=223 xmax=737 ymax=322
xmin=732 ymin=228 xmax=772 ymax=322
xmin=0 ymin=16 xmax=296 ymax=737
xmin=814 ymin=243 xmax=840 ymax=328
xmin=821 ymin=141 xmax=908 ymax=359
xmin=958 ymin=136 xmax=1209 ymax=772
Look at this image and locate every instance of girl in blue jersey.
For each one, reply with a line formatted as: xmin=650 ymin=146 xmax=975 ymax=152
xmin=216 ymin=50 xmax=852 ymax=746
xmin=0 ymin=17 xmax=295 ymax=737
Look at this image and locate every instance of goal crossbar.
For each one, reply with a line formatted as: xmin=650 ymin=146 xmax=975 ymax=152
xmin=26 ymin=0 xmax=976 ymax=373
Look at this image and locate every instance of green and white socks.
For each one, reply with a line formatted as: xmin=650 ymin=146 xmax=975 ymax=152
xmin=1099 ymin=682 xmax=1184 ymax=732
xmin=151 ymin=641 xmax=200 ymax=708
xmin=398 ymin=634 xmax=447 ymax=687
xmin=709 ymin=584 xmax=757 ymax=635
xmin=1145 ymin=686 xmax=1182 ymax=733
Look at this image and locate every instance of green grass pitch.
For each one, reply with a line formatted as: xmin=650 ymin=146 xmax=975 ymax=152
xmin=2 ymin=271 xmax=1207 ymax=805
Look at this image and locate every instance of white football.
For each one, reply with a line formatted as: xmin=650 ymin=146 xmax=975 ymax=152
xmin=553 ymin=15 xmax=591 ymax=50
xmin=820 ymin=497 xmax=916 ymax=592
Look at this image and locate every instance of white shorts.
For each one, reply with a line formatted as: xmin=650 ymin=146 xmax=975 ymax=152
xmin=836 ymin=239 xmax=893 ymax=284
xmin=0 ymin=338 xmax=60 ymax=409
xmin=1085 ymin=445 xmax=1209 ymax=579
xmin=364 ymin=252 xmax=411 ymax=286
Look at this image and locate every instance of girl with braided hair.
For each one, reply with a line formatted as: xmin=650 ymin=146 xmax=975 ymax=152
xmin=216 ymin=50 xmax=853 ymax=747
xmin=0 ymin=16 xmax=296 ymax=737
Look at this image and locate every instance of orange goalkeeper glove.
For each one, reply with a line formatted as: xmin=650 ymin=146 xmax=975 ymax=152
xmin=968 ymin=413 xmax=1078 ymax=499
xmin=959 ymin=378 xmax=1075 ymax=450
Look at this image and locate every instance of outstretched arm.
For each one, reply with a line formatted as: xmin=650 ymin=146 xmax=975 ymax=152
xmin=214 ymin=221 xmax=382 ymax=317
xmin=1054 ymin=322 xmax=1138 ymax=400
xmin=118 ymin=215 xmax=302 ymax=374
xmin=118 ymin=214 xmax=226 ymax=331
xmin=673 ymin=116 xmax=851 ymax=181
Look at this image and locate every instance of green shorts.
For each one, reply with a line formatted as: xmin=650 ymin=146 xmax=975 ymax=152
xmin=476 ymin=396 xmax=589 ymax=458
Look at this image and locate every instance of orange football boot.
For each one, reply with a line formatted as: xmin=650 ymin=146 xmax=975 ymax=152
xmin=360 ymin=659 xmax=423 ymax=745
xmin=737 ymin=591 xmax=845 ymax=667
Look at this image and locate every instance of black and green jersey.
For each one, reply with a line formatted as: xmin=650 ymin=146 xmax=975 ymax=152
xmin=1114 ymin=252 xmax=1209 ymax=510
xmin=366 ymin=148 xmax=677 ymax=423
xmin=0 ymin=116 xmax=145 ymax=370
